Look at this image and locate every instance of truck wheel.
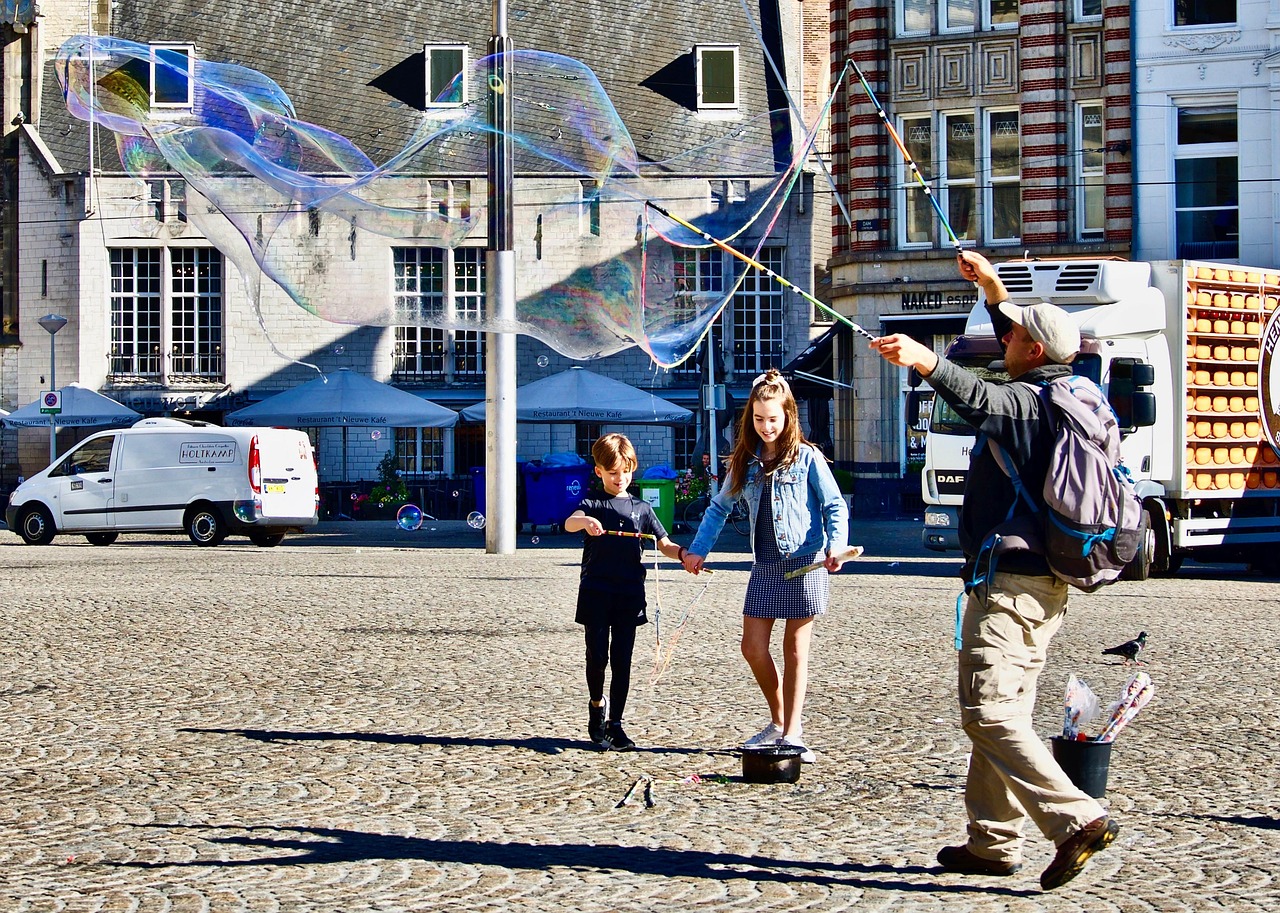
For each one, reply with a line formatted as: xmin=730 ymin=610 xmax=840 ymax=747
xmin=86 ymin=532 xmax=119 ymax=546
xmin=1121 ymin=526 xmax=1153 ymax=581
xmin=17 ymin=506 xmax=56 ymax=545
xmin=1144 ymin=501 xmax=1179 ymax=577
xmin=185 ymin=504 xmax=226 ymax=546
xmin=248 ymin=531 xmax=285 ymax=547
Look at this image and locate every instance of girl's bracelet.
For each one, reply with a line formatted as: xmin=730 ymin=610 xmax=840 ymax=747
xmin=678 ymin=546 xmax=687 ymax=561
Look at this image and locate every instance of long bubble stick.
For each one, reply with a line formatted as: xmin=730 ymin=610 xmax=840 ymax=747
xmin=846 ymin=57 xmax=963 ymax=253
xmin=604 ymin=530 xmax=656 ymax=540
xmin=644 ymin=201 xmax=878 ymax=342
xmin=783 ymin=546 xmax=865 ymax=580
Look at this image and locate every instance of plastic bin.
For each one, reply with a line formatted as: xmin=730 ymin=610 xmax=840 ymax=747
xmin=522 ymin=462 xmax=593 ymax=529
xmin=634 ymin=478 xmax=675 ymax=533
xmin=1051 ymin=736 xmax=1113 ymax=798
xmin=471 ymin=466 xmax=486 ymax=517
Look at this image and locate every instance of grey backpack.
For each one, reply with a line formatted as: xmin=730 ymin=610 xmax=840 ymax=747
xmin=987 ymin=375 xmax=1147 ymax=592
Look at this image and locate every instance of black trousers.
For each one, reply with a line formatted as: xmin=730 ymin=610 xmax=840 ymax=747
xmin=584 ymin=623 xmax=637 ymax=722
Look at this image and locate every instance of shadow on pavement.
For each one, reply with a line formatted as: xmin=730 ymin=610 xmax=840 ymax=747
xmin=116 ymin=823 xmax=1041 ymax=896
xmin=181 ymin=727 xmax=702 ymax=756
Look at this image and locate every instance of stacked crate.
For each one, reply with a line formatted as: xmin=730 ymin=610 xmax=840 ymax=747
xmin=1184 ymin=265 xmax=1280 ymax=493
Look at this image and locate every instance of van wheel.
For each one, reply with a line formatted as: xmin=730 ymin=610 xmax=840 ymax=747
xmin=86 ymin=532 xmax=119 ymax=546
xmin=186 ymin=504 xmax=226 ymax=546
xmin=248 ymin=532 xmax=285 ymax=547
xmin=17 ymin=506 xmax=56 ymax=545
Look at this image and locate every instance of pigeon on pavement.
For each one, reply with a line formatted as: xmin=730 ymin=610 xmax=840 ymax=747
xmin=1102 ymin=631 xmax=1147 ymax=665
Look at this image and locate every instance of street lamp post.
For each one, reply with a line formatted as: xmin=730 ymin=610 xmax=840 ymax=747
xmin=37 ymin=314 xmax=68 ymax=463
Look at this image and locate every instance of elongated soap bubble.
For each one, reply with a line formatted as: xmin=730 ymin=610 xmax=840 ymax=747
xmin=56 ymin=37 xmax=812 ymax=367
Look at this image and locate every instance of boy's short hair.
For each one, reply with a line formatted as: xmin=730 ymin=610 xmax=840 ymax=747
xmin=592 ymin=433 xmax=637 ymax=471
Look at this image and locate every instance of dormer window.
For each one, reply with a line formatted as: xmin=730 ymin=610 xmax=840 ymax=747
xmin=696 ymin=45 xmax=738 ymax=110
xmin=151 ymin=44 xmax=193 ymax=109
xmin=425 ymin=44 xmax=467 ymax=107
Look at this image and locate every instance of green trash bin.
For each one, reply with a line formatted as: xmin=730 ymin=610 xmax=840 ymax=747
xmin=634 ymin=478 xmax=675 ymax=533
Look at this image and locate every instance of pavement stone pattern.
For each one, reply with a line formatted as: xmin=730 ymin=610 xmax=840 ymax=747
xmin=1 ymin=518 xmax=1278 ymax=911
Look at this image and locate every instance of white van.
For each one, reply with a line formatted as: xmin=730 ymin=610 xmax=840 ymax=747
xmin=5 ymin=418 xmax=318 ymax=546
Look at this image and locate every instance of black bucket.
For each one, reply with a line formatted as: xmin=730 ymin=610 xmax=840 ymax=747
xmin=1051 ymin=736 xmax=1113 ymax=798
xmin=742 ymin=744 xmax=804 ymax=784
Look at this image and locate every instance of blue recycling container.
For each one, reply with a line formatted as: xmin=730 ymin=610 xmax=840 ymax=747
xmin=523 ymin=462 xmax=593 ymax=529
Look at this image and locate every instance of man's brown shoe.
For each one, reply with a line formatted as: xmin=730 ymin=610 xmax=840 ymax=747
xmin=936 ymin=844 xmax=1022 ymax=876
xmin=1040 ymin=816 xmax=1120 ymax=890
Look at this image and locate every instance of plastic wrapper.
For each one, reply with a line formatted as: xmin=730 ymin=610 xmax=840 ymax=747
xmin=1096 ymin=671 xmax=1155 ymax=743
xmin=1062 ymin=674 xmax=1102 ymax=739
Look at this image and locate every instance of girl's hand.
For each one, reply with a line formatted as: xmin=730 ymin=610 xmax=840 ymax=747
xmin=683 ymin=551 xmax=706 ymax=574
xmin=824 ymin=550 xmax=846 ymax=573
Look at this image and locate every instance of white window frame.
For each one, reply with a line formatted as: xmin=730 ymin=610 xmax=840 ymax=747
xmin=731 ymin=246 xmax=786 ymax=374
xmin=696 ymin=45 xmax=739 ymax=110
xmin=150 ymin=44 xmax=194 ymax=109
xmin=899 ymin=114 xmax=936 ymax=249
xmin=395 ymin=426 xmax=447 ymax=476
xmin=1172 ymin=102 xmax=1238 ymax=261
xmin=1077 ymin=104 xmax=1105 ymax=240
xmin=898 ymin=0 xmax=933 ymax=35
xmin=109 ymin=246 xmax=224 ymax=382
xmin=1075 ymin=0 xmax=1102 ymax=21
xmin=424 ymin=44 xmax=468 ymax=107
xmin=985 ymin=108 xmax=1022 ymax=245
xmin=1173 ymin=2 xmax=1236 ymax=28
xmin=392 ymin=247 xmax=487 ymax=382
xmin=941 ymin=111 xmax=977 ymax=246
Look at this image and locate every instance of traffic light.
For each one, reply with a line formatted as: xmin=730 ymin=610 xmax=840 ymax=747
xmin=1108 ymin=357 xmax=1156 ymax=431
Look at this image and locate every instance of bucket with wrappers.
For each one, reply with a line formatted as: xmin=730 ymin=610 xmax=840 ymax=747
xmin=1051 ymin=671 xmax=1155 ymax=798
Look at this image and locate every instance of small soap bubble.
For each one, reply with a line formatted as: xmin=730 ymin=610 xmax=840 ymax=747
xmin=536 ymin=355 xmax=549 ymax=368
xmin=452 ymin=490 xmax=460 ymax=498
xmin=332 ymin=344 xmax=345 ymax=356
xmin=396 ymin=504 xmax=423 ymax=531
xmin=371 ymin=429 xmax=382 ymax=441
xmin=467 ymin=511 xmax=487 ymax=530
xmin=531 ymin=536 xmax=540 ymax=545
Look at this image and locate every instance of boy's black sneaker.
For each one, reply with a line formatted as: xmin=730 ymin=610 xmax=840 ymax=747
xmin=602 ymin=721 xmax=635 ymax=751
xmin=588 ymin=701 xmax=607 ymax=745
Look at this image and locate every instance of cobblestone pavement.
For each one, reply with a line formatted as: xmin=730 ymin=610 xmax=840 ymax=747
xmin=1 ymin=518 xmax=1278 ymax=912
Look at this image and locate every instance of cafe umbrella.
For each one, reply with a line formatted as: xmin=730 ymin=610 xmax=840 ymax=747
xmin=225 ymin=369 xmax=458 ymax=481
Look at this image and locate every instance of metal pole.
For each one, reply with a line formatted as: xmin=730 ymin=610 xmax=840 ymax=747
xmin=48 ymin=337 xmax=57 ymax=462
xmin=38 ymin=314 xmax=68 ymax=463
xmin=705 ymin=334 xmax=719 ymax=497
xmin=485 ymin=0 xmax=517 ymax=554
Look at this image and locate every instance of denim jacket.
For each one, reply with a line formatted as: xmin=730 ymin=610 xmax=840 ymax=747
xmin=690 ymin=443 xmax=848 ymax=560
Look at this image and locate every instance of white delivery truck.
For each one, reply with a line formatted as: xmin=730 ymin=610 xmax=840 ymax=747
xmin=5 ymin=418 xmax=319 ymax=547
xmin=919 ymin=258 xmax=1280 ymax=575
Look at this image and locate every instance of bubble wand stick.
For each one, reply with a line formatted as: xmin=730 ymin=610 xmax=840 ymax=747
xmin=645 ymin=201 xmax=877 ymax=342
xmin=782 ymin=545 xmax=865 ymax=580
xmin=846 ymin=56 xmax=963 ymax=254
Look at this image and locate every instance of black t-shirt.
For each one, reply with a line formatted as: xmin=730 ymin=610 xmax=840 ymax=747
xmin=576 ymin=495 xmax=667 ymax=600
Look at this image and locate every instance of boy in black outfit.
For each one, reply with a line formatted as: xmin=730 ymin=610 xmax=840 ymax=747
xmin=564 ymin=433 xmax=685 ymax=750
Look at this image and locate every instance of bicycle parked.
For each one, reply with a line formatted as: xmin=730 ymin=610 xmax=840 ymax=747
xmin=679 ymin=490 xmax=750 ymax=536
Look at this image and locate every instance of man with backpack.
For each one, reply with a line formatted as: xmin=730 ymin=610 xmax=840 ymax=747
xmin=871 ymin=250 xmax=1120 ymax=891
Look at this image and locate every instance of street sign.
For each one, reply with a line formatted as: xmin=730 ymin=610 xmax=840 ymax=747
xmin=39 ymin=391 xmax=62 ymax=415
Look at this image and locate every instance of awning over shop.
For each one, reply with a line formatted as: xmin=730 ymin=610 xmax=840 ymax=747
xmin=781 ymin=323 xmax=849 ymax=398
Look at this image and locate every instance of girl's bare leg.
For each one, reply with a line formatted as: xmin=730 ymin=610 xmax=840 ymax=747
xmin=740 ymin=616 xmax=782 ymax=725
xmin=780 ymin=617 xmax=814 ymax=739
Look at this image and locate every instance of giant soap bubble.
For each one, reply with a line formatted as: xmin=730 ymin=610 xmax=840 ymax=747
xmin=55 ymin=37 xmax=820 ymax=367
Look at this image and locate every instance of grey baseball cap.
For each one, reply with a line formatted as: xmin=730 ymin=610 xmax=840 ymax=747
xmin=996 ymin=301 xmax=1081 ymax=364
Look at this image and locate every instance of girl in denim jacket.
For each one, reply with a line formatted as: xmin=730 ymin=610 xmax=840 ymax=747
xmin=682 ymin=369 xmax=849 ymax=762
